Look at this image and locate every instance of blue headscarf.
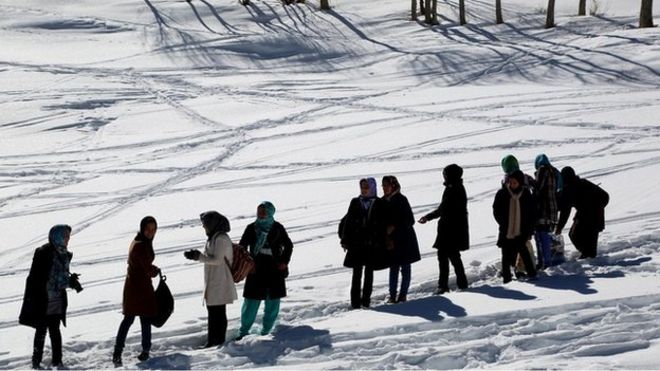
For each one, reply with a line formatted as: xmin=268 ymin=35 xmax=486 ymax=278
xmin=47 ymin=225 xmax=72 ymax=297
xmin=359 ymin=178 xmax=377 ymax=210
xmin=253 ymin=201 xmax=276 ymax=255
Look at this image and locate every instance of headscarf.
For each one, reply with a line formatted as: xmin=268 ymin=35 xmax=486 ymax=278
xmin=136 ymin=215 xmax=158 ymax=242
xmin=561 ymin=166 xmax=577 ymax=186
xmin=501 ymin=155 xmax=520 ymax=175
xmin=253 ymin=201 xmax=276 ymax=255
xmin=47 ymin=225 xmax=72 ymax=297
xmin=443 ymin=164 xmax=463 ymax=186
xmin=200 ymin=211 xmax=230 ymax=240
xmin=534 ymin=154 xmax=551 ymax=170
xmin=359 ymin=178 xmax=377 ymax=210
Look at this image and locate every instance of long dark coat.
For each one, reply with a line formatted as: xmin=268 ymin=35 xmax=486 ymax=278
xmin=122 ymin=237 xmax=158 ymax=316
xmin=338 ymin=197 xmax=388 ymax=270
xmin=19 ymin=244 xmax=71 ymax=328
xmin=384 ymin=192 xmax=421 ymax=265
xmin=492 ymin=186 xmax=536 ymax=247
xmin=239 ymin=222 xmax=293 ymax=300
xmin=423 ymin=181 xmax=469 ymax=252
xmin=557 ymin=177 xmax=609 ymax=232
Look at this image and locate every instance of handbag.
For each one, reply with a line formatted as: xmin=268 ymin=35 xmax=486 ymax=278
xmin=151 ymin=271 xmax=174 ymax=328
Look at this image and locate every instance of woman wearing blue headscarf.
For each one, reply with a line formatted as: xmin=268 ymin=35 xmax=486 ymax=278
xmin=236 ymin=202 xmax=293 ymax=339
xmin=20 ymin=225 xmax=83 ymax=369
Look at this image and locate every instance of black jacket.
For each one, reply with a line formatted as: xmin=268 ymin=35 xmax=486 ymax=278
xmin=239 ymin=221 xmax=293 ymax=300
xmin=338 ymin=197 xmax=388 ymax=270
xmin=493 ymin=186 xmax=536 ymax=247
xmin=557 ymin=177 xmax=609 ymax=232
xmin=19 ymin=244 xmax=72 ymax=328
xmin=384 ymin=192 xmax=421 ymax=265
xmin=423 ymin=182 xmax=469 ymax=251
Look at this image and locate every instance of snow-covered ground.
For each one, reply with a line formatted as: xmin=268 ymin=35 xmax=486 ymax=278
xmin=1 ymin=0 xmax=659 ymax=369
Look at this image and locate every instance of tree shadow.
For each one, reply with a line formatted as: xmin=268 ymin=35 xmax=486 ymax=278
xmin=225 ymin=325 xmax=332 ymax=365
xmin=373 ymin=295 xmax=467 ymax=321
xmin=468 ymin=284 xmax=537 ymax=300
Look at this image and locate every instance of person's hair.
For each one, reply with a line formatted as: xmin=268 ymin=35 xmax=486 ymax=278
xmin=140 ymin=216 xmax=157 ymax=234
xmin=382 ymin=175 xmax=401 ymax=191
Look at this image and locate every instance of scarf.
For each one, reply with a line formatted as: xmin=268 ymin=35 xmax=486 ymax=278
xmin=506 ymin=185 xmax=522 ymax=239
xmin=253 ymin=201 xmax=276 ymax=255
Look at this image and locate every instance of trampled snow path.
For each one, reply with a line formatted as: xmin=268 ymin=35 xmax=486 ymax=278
xmin=1 ymin=0 xmax=659 ymax=369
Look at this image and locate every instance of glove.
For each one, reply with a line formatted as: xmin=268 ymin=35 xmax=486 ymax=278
xmin=184 ymin=249 xmax=201 ymax=261
xmin=69 ymin=273 xmax=83 ymax=293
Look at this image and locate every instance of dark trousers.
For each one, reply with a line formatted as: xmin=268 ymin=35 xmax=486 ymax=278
xmin=33 ymin=315 xmax=62 ymax=366
xmin=207 ymin=305 xmax=227 ymax=346
xmin=115 ymin=315 xmax=151 ymax=353
xmin=351 ymin=265 xmax=373 ymax=308
xmin=501 ymin=239 xmax=536 ymax=281
xmin=569 ymin=222 xmax=599 ymax=258
xmin=437 ymin=250 xmax=468 ymax=290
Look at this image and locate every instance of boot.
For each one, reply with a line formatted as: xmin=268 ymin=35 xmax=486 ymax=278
xmin=137 ymin=351 xmax=149 ymax=362
xmin=32 ymin=346 xmax=43 ymax=369
xmin=112 ymin=346 xmax=122 ymax=367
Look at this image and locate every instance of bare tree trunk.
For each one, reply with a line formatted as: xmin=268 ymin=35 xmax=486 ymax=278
xmin=640 ymin=0 xmax=655 ymax=27
xmin=578 ymin=0 xmax=587 ymax=16
xmin=425 ymin=0 xmax=432 ymax=23
xmin=411 ymin=0 xmax=417 ymax=20
xmin=431 ymin=0 xmax=438 ymax=24
xmin=459 ymin=0 xmax=466 ymax=25
xmin=546 ymin=0 xmax=555 ymax=28
xmin=496 ymin=0 xmax=504 ymax=24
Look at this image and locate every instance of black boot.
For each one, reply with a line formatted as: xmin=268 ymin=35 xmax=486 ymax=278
xmin=112 ymin=346 xmax=122 ymax=367
xmin=137 ymin=351 xmax=149 ymax=362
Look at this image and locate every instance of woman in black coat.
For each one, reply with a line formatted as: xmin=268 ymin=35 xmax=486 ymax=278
xmin=556 ymin=166 xmax=610 ymax=259
xmin=382 ymin=176 xmax=421 ymax=303
xmin=237 ymin=201 xmax=293 ymax=339
xmin=493 ymin=170 xmax=537 ymax=283
xmin=19 ymin=225 xmax=82 ymax=369
xmin=338 ymin=177 xmax=388 ymax=309
xmin=419 ymin=164 xmax=469 ymax=294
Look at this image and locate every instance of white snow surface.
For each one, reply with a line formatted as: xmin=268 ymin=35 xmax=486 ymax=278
xmin=1 ymin=0 xmax=659 ymax=369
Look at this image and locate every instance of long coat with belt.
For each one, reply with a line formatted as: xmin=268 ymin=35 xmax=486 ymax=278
xmin=122 ymin=236 xmax=158 ymax=316
xmin=423 ymin=181 xmax=469 ymax=252
xmin=19 ymin=244 xmax=72 ymax=328
xmin=384 ymin=192 xmax=421 ymax=265
xmin=239 ymin=222 xmax=293 ymax=300
xmin=338 ymin=197 xmax=388 ymax=270
xmin=198 ymin=231 xmax=238 ymax=306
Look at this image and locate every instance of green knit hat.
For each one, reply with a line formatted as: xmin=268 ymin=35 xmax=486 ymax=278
xmin=501 ymin=155 xmax=520 ymax=175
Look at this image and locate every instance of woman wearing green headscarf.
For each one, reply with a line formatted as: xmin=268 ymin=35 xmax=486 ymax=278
xmin=237 ymin=201 xmax=293 ymax=339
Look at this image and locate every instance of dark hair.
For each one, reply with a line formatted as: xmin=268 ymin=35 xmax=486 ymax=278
xmin=140 ymin=216 xmax=157 ymax=234
xmin=382 ymin=175 xmax=401 ymax=191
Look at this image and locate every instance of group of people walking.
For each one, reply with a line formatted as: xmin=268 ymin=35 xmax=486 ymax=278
xmin=19 ymin=154 xmax=609 ymax=368
xmin=337 ymin=154 xmax=609 ymax=310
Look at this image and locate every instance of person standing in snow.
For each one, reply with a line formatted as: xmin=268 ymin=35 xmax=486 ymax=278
xmin=500 ymin=154 xmax=537 ymax=277
xmin=19 ymin=224 xmax=83 ymax=369
xmin=418 ymin=164 xmax=469 ymax=294
xmin=493 ymin=170 xmax=537 ymax=283
xmin=184 ymin=211 xmax=237 ymax=347
xmin=382 ymin=176 xmax=421 ymax=303
xmin=533 ymin=154 xmax=561 ymax=269
xmin=236 ymin=201 xmax=293 ymax=339
xmin=338 ymin=178 xmax=389 ymax=309
xmin=112 ymin=216 xmax=160 ymax=366
xmin=555 ymin=167 xmax=609 ymax=259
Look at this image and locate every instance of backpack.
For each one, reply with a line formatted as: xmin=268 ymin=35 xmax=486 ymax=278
xmin=224 ymin=243 xmax=256 ymax=283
